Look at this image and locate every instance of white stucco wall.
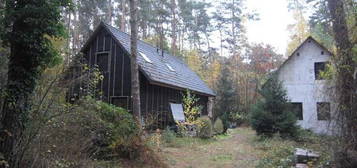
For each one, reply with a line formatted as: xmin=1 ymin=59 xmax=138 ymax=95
xmin=277 ymin=39 xmax=336 ymax=134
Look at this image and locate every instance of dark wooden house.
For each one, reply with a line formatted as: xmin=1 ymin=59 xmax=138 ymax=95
xmin=80 ymin=22 xmax=215 ymax=128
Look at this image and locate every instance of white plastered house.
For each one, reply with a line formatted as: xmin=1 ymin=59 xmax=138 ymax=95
xmin=276 ymin=36 xmax=336 ymax=134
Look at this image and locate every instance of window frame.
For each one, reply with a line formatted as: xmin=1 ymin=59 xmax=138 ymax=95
xmin=317 ymin=102 xmax=331 ymax=120
xmin=314 ymin=62 xmax=328 ymax=80
xmin=95 ymin=52 xmax=110 ymax=73
xmin=165 ymin=63 xmax=175 ymax=72
xmin=139 ymin=51 xmax=153 ymax=63
xmin=290 ymin=102 xmax=303 ymax=120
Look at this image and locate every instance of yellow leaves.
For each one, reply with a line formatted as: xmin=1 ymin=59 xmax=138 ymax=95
xmin=151 ymin=129 xmax=162 ymax=151
xmin=206 ymin=60 xmax=222 ymax=89
xmin=184 ymin=50 xmax=204 ymax=76
xmin=182 ymin=90 xmax=202 ymax=123
xmin=44 ymin=34 xmax=66 ymax=53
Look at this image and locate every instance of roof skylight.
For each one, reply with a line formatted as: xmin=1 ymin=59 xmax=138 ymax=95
xmin=139 ymin=52 xmax=152 ymax=63
xmin=166 ymin=63 xmax=175 ymax=72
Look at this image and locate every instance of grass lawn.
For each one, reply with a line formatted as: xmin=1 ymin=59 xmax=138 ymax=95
xmin=155 ymin=127 xmax=332 ymax=168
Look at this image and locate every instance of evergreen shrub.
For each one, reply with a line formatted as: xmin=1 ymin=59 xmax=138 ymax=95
xmin=250 ymin=76 xmax=299 ymax=138
xmin=213 ymin=117 xmax=224 ymax=134
xmin=197 ymin=116 xmax=213 ymax=138
xmin=75 ymin=97 xmax=140 ymax=159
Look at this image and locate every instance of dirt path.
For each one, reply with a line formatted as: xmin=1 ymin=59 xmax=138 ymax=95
xmin=160 ymin=127 xmax=261 ymax=168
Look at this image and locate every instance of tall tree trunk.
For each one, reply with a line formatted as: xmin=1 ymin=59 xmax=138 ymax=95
xmin=129 ymin=0 xmax=141 ymax=127
xmin=72 ymin=0 xmax=80 ymax=54
xmin=1 ymin=17 xmax=38 ymax=168
xmin=120 ymin=0 xmax=127 ymax=32
xmin=107 ymin=0 xmax=113 ymax=24
xmin=158 ymin=1 xmax=164 ymax=56
xmin=231 ymin=0 xmax=236 ymax=56
xmin=327 ymin=0 xmax=357 ymax=166
xmin=171 ymin=0 xmax=177 ymax=55
xmin=219 ymin=30 xmax=223 ymax=57
xmin=66 ymin=7 xmax=71 ymax=66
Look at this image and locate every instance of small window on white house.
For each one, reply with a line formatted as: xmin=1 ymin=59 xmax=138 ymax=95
xmin=314 ymin=62 xmax=328 ymax=80
xmin=291 ymin=102 xmax=303 ymax=120
xmin=165 ymin=63 xmax=175 ymax=72
xmin=139 ymin=52 xmax=153 ymax=63
xmin=317 ymin=102 xmax=331 ymax=120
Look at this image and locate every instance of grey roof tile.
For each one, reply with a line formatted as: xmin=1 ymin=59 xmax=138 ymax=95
xmin=104 ymin=23 xmax=215 ymax=96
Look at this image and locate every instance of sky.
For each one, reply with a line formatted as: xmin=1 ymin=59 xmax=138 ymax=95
xmin=245 ymin=0 xmax=295 ymax=55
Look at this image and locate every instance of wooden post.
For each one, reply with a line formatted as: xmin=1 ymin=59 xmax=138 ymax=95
xmin=208 ymin=97 xmax=214 ymax=119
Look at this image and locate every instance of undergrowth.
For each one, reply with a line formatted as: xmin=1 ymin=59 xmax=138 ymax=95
xmin=253 ymin=129 xmax=334 ymax=168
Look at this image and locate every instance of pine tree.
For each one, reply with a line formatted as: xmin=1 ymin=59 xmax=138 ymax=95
xmin=250 ymin=76 xmax=298 ymax=138
xmin=286 ymin=0 xmax=310 ymax=55
xmin=214 ymin=61 xmax=237 ymax=133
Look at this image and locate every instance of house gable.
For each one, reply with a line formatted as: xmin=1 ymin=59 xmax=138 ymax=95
xmin=278 ymin=37 xmax=332 ymax=84
xmin=79 ymin=23 xmax=214 ymax=128
xmin=82 ymin=26 xmax=133 ymax=103
xmin=276 ymin=36 xmax=335 ymax=134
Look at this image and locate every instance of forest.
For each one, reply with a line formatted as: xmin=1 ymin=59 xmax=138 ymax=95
xmin=0 ymin=0 xmax=356 ymax=168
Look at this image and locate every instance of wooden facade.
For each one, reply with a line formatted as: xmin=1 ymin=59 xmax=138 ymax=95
xmin=81 ymin=26 xmax=211 ymax=128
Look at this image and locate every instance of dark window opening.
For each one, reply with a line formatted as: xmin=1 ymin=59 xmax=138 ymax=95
xmin=317 ymin=102 xmax=330 ymax=120
xmin=96 ymin=53 xmax=109 ymax=73
xmin=321 ymin=51 xmax=324 ymax=55
xmin=111 ymin=97 xmax=129 ymax=109
xmin=314 ymin=62 xmax=327 ymax=80
xmin=291 ymin=102 xmax=303 ymax=120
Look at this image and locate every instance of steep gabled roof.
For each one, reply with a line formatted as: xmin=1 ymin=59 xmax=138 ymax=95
xmin=83 ymin=22 xmax=215 ymax=96
xmin=276 ymin=36 xmax=333 ymax=74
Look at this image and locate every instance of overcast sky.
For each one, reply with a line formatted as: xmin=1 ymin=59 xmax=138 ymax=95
xmin=245 ymin=0 xmax=295 ymax=55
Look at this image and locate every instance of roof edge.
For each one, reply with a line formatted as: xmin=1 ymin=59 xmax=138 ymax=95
xmin=276 ymin=36 xmax=334 ymax=74
xmin=82 ymin=22 xmax=215 ymax=96
xmin=149 ymin=80 xmax=216 ymax=97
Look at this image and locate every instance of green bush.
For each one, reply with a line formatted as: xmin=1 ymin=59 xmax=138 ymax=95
xmin=220 ymin=112 xmax=230 ymax=133
xmin=256 ymin=139 xmax=295 ymax=168
xmin=230 ymin=112 xmax=248 ymax=126
xmin=161 ymin=128 xmax=177 ymax=144
xmin=213 ymin=118 xmax=224 ymax=135
xmin=250 ymin=76 xmax=299 ymax=138
xmin=197 ymin=116 xmax=213 ymax=138
xmin=72 ymin=97 xmax=140 ymax=159
xmin=95 ymin=100 xmax=140 ymax=159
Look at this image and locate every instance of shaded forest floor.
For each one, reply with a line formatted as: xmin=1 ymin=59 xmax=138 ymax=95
xmin=160 ymin=127 xmax=261 ymax=168
xmin=109 ymin=127 xmax=331 ymax=168
xmin=158 ymin=127 xmax=332 ymax=168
